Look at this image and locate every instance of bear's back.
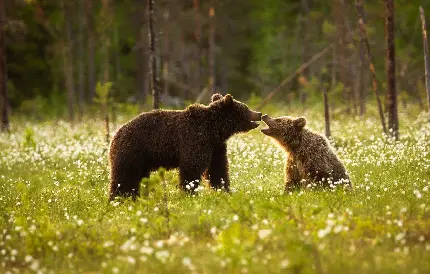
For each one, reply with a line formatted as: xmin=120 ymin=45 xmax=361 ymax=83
xmin=110 ymin=110 xmax=185 ymax=168
xmin=299 ymin=129 xmax=348 ymax=181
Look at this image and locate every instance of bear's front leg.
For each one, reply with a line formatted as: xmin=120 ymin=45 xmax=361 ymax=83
xmin=179 ymin=153 xmax=211 ymax=193
xmin=206 ymin=143 xmax=230 ymax=192
xmin=179 ymin=167 xmax=205 ymax=193
xmin=285 ymin=157 xmax=301 ymax=193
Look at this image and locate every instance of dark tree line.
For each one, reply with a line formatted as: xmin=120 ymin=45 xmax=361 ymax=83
xmin=1 ymin=0 xmax=430 ymax=136
xmin=0 ymin=0 xmax=8 ymax=132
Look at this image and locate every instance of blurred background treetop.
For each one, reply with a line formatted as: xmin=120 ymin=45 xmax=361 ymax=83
xmin=1 ymin=0 xmax=429 ymax=119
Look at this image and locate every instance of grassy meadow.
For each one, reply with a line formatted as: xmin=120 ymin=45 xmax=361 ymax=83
xmin=0 ymin=104 xmax=429 ymax=273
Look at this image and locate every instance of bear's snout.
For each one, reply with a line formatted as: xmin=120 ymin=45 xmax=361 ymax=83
xmin=262 ymin=114 xmax=272 ymax=123
xmin=249 ymin=110 xmax=262 ymax=121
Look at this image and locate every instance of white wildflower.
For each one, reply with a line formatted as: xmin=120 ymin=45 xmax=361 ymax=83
xmin=182 ymin=257 xmax=196 ymax=270
xmin=155 ymin=240 xmax=164 ymax=248
xmin=29 ymin=260 xmax=40 ymax=271
xmin=126 ymin=256 xmax=136 ymax=265
xmin=103 ymin=241 xmax=114 ymax=248
xmin=24 ymin=255 xmax=33 ymax=263
xmin=395 ymin=232 xmax=405 ymax=242
xmin=280 ymin=259 xmax=290 ymax=269
xmin=258 ymin=229 xmax=272 ymax=239
xmin=155 ymin=250 xmax=170 ymax=263
xmin=317 ymin=228 xmax=330 ymax=238
xmin=139 ymin=246 xmax=154 ymax=255
xmin=414 ymin=190 xmax=422 ymax=199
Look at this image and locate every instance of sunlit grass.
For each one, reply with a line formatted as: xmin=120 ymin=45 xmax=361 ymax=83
xmin=0 ymin=105 xmax=429 ymax=273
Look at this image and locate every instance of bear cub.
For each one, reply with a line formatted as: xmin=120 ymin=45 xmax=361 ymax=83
xmin=109 ymin=94 xmax=262 ymax=200
xmin=261 ymin=115 xmax=351 ymax=191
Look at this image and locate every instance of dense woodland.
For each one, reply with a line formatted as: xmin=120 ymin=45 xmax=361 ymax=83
xmin=1 ymin=0 xmax=430 ymax=131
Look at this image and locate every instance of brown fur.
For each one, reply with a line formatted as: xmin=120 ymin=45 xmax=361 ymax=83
xmin=109 ymin=94 xmax=262 ymax=200
xmin=261 ymin=115 xmax=351 ymax=191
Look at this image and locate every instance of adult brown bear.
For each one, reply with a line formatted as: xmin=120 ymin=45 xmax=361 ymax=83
xmin=109 ymin=94 xmax=262 ymax=200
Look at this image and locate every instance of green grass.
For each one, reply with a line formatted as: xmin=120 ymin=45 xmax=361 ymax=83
xmin=0 ymin=106 xmax=429 ymax=273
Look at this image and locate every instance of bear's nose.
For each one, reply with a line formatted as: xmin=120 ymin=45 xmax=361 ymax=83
xmin=261 ymin=114 xmax=271 ymax=122
xmin=250 ymin=110 xmax=262 ymax=121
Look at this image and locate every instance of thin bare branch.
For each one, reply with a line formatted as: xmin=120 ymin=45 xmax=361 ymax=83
xmin=420 ymin=6 xmax=430 ymax=125
xmin=257 ymin=28 xmax=358 ymax=111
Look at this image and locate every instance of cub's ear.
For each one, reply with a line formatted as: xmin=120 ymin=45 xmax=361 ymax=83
xmin=294 ymin=117 xmax=307 ymax=129
xmin=211 ymin=93 xmax=223 ymax=102
xmin=224 ymin=94 xmax=233 ymax=105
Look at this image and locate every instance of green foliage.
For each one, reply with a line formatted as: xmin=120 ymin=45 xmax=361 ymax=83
xmin=0 ymin=105 xmax=429 ymax=273
xmin=21 ymin=127 xmax=36 ymax=149
xmin=216 ymin=222 xmax=257 ymax=267
xmin=94 ymin=81 xmax=112 ymax=105
xmin=322 ymin=20 xmax=336 ymax=36
xmin=18 ymin=94 xmax=66 ymax=120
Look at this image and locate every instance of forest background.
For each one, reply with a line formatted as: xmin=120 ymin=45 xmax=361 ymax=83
xmin=1 ymin=0 xmax=429 ymax=125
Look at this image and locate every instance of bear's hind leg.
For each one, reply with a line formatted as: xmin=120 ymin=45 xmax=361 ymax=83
xmin=179 ymin=168 xmax=204 ymax=193
xmin=109 ymin=166 xmax=147 ymax=201
xmin=178 ymin=151 xmax=212 ymax=193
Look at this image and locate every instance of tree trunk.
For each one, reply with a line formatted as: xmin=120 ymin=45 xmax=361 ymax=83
xmin=101 ymin=0 xmax=110 ymax=144
xmin=77 ymin=0 xmax=85 ymax=120
xmin=299 ymin=0 xmax=310 ymax=106
xmin=358 ymin=39 xmax=366 ymax=116
xmin=353 ymin=39 xmax=363 ymax=115
xmin=136 ymin=1 xmax=148 ymax=109
xmin=340 ymin=0 xmax=357 ymax=114
xmin=112 ymin=24 xmax=119 ymax=126
xmin=356 ymin=0 xmax=387 ymax=135
xmin=385 ymin=0 xmax=398 ymax=139
xmin=220 ymin=61 xmax=228 ymax=94
xmin=86 ymin=0 xmax=96 ymax=102
xmin=148 ymin=0 xmax=160 ymax=109
xmin=323 ymin=85 xmax=331 ymax=138
xmin=179 ymin=30 xmax=188 ymax=99
xmin=331 ymin=46 xmax=336 ymax=90
xmin=63 ymin=2 xmax=75 ymax=123
xmin=162 ymin=9 xmax=169 ymax=97
xmin=331 ymin=45 xmax=337 ymax=112
xmin=420 ymin=7 xmax=430 ymax=125
xmin=0 ymin=0 xmax=9 ymax=132
xmin=193 ymin=0 xmax=202 ymax=94
xmin=333 ymin=0 xmax=347 ymax=110
xmin=208 ymin=1 xmax=216 ymax=94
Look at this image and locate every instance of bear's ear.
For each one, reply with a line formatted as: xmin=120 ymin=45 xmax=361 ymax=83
xmin=224 ymin=94 xmax=233 ymax=105
xmin=211 ymin=93 xmax=223 ymax=102
xmin=294 ymin=117 xmax=307 ymax=130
